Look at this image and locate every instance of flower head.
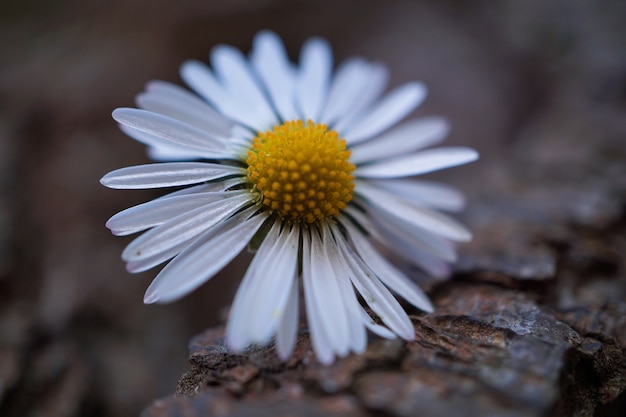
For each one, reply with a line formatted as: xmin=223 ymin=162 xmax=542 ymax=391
xmin=101 ymin=31 xmax=478 ymax=365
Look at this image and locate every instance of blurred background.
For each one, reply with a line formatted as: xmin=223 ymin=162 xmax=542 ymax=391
xmin=1 ymin=0 xmax=625 ymax=416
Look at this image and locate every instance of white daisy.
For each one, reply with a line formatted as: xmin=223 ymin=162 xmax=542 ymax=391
xmin=100 ymin=30 xmax=478 ymax=365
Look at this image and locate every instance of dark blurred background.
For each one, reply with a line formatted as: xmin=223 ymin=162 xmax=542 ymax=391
xmin=1 ymin=0 xmax=625 ymax=416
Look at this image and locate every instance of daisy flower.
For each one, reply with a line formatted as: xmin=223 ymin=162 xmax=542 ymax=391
xmin=101 ymin=30 xmax=478 ymax=365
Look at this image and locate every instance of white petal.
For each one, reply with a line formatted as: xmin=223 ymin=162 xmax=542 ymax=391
xmin=143 ymin=80 xmax=234 ymax=134
xmin=326 ymin=61 xmax=389 ymax=131
xmin=126 ymin=246 xmax=187 ymax=274
xmin=344 ymin=204 xmax=450 ymax=278
xmin=122 ymin=192 xmax=251 ymax=262
xmin=356 ymin=182 xmax=472 ymax=241
xmin=343 ymin=82 xmax=427 ymax=145
xmin=341 ymin=218 xmax=434 ymax=314
xmin=367 ymin=179 xmax=465 ymax=212
xmin=226 ymin=224 xmax=299 ymax=350
xmin=112 ymin=108 xmax=226 ymax=152
xmin=251 ymin=30 xmax=298 ymax=121
xmin=335 ymin=232 xmax=416 ymax=339
xmin=155 ymin=179 xmax=244 ymax=199
xmin=145 ymin=145 xmax=204 ymax=161
xmin=325 ymin=224 xmax=367 ymax=354
xmin=296 ymin=37 xmax=332 ymax=121
xmin=181 ymin=60 xmax=257 ymax=130
xmin=143 ymin=208 xmax=268 ymax=304
xmin=368 ymin=208 xmax=458 ymax=262
xmin=118 ymin=124 xmax=216 ymax=161
xmin=211 ymin=44 xmax=278 ymax=130
xmin=180 ymin=61 xmax=232 ymax=113
xmin=302 ymin=229 xmax=334 ymax=365
xmin=355 ymin=147 xmax=479 ymax=178
xmin=276 ymin=275 xmax=299 ymax=361
xmin=349 ymin=117 xmax=449 ymax=164
xmin=308 ymin=227 xmax=351 ymax=357
xmin=100 ymin=162 xmax=245 ymax=189
xmin=135 ymin=93 xmax=227 ymax=138
xmin=368 ymin=214 xmax=453 ymax=278
xmin=106 ymin=191 xmax=244 ymax=236
xmin=358 ymin=307 xmax=397 ymax=340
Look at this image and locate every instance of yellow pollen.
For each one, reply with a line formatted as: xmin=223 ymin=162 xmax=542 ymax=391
xmin=247 ymin=120 xmax=355 ymax=224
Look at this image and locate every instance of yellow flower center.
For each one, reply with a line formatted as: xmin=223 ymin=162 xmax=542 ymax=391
xmin=246 ymin=120 xmax=355 ymax=224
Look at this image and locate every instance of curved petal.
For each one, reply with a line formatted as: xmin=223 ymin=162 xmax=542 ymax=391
xmin=143 ymin=208 xmax=268 ymax=304
xmin=349 ymin=117 xmax=449 ymax=164
xmin=343 ymin=82 xmax=427 ymax=145
xmin=100 ymin=162 xmax=245 ymax=189
xmin=355 ymin=147 xmax=479 ymax=178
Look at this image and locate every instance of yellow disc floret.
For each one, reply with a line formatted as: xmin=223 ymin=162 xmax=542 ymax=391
xmin=247 ymin=120 xmax=355 ymax=224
